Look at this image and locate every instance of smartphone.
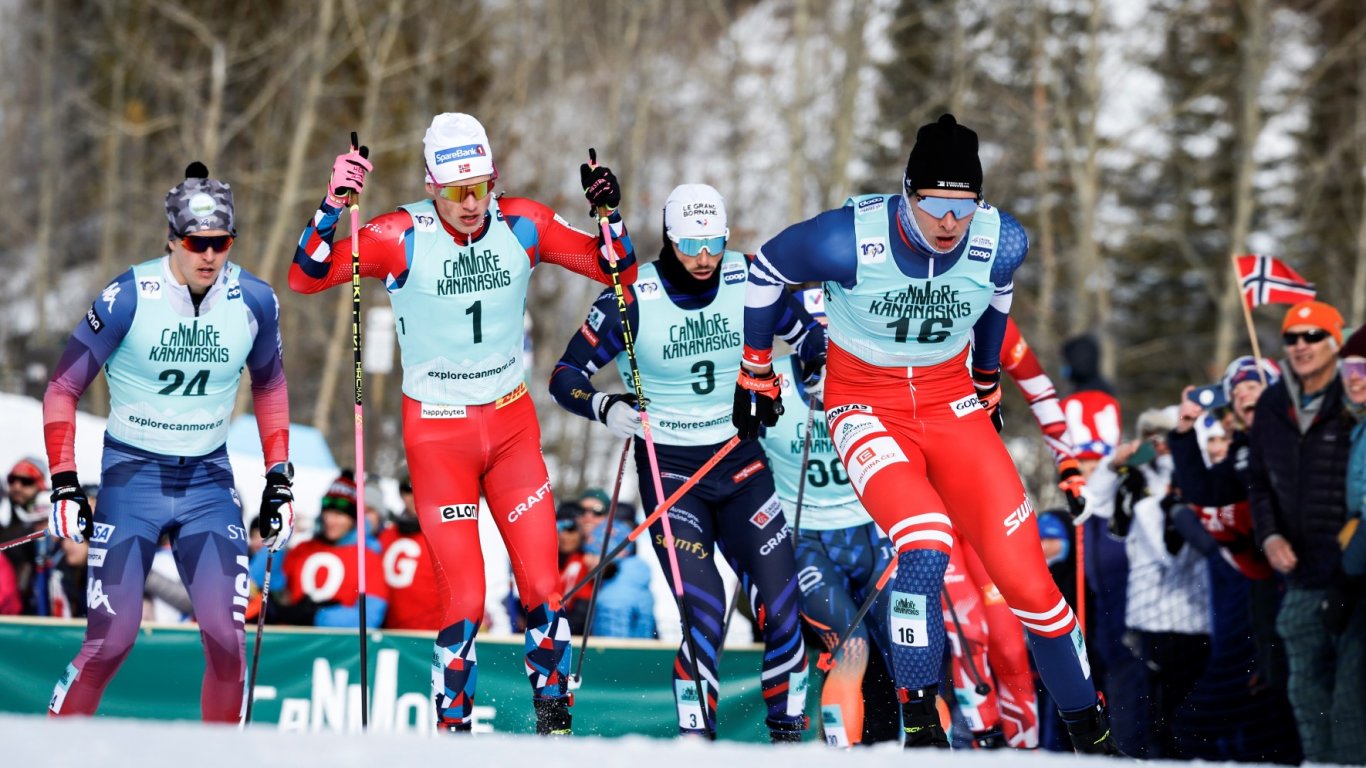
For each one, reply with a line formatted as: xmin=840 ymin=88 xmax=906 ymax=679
xmin=1126 ymin=440 xmax=1158 ymax=467
xmin=1186 ymin=383 xmax=1227 ymax=410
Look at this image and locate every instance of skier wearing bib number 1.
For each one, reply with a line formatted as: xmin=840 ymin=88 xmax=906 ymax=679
xmin=290 ymin=113 xmax=636 ymax=735
xmin=734 ymin=114 xmax=1122 ymax=754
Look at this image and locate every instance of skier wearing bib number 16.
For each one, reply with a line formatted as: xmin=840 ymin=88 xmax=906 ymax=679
xmin=290 ymin=113 xmax=636 ymax=735
xmin=734 ymin=114 xmax=1122 ymax=754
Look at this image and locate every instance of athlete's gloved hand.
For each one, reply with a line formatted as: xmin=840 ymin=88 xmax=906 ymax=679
xmin=580 ymin=157 xmax=621 ymax=217
xmin=259 ymin=464 xmax=296 ymax=554
xmin=801 ymin=356 xmax=827 ymax=407
xmin=733 ymin=367 xmax=784 ymax=440
xmin=1057 ymin=457 xmax=1088 ymax=520
xmin=972 ymin=368 xmax=1004 ymax=433
xmin=47 ymin=471 xmax=93 ymax=544
xmin=327 ymin=137 xmax=372 ymax=206
xmin=592 ymin=392 xmax=641 ymax=439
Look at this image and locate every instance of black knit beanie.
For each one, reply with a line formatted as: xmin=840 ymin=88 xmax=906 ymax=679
xmin=903 ymin=114 xmax=983 ymax=196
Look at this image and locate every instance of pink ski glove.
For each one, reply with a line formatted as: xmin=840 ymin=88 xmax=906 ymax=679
xmin=327 ymin=148 xmax=372 ymax=206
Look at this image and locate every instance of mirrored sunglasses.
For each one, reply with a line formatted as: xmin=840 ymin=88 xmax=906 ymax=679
xmin=435 ymin=180 xmax=492 ymax=202
xmin=6 ymin=474 xmax=37 ymax=487
xmin=912 ymin=194 xmax=979 ymax=220
xmin=180 ymin=234 xmax=235 ymax=253
xmin=669 ymin=234 xmax=727 ymax=257
xmin=1342 ymin=359 xmax=1366 ymax=380
xmin=1282 ymin=329 xmax=1330 ymax=346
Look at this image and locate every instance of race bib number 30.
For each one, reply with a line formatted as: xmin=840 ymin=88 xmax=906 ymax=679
xmin=889 ymin=590 xmax=928 ymax=647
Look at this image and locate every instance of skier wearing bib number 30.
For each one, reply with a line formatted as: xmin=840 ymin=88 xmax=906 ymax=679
xmin=734 ymin=114 xmax=1122 ymax=754
xmin=290 ymin=113 xmax=636 ymax=735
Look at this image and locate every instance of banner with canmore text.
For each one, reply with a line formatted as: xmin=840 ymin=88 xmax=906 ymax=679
xmin=0 ymin=618 xmax=808 ymax=741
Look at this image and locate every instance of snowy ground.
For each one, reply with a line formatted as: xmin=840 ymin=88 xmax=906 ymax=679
xmin=3 ymin=713 xmax=1131 ymax=768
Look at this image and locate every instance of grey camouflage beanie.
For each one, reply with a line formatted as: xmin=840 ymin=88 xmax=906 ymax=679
xmin=165 ymin=161 xmax=236 ymax=237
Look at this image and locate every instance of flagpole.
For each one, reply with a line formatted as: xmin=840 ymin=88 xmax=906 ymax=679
xmin=1232 ymin=253 xmax=1269 ymax=386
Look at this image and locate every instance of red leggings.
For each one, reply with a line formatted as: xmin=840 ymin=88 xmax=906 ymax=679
xmin=402 ymin=390 xmax=560 ymax=624
xmin=823 ymin=343 xmax=1074 ymax=636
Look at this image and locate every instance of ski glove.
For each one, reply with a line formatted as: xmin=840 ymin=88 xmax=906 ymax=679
xmin=733 ymin=368 xmax=784 ymax=440
xmin=47 ymin=471 xmax=93 ymax=544
xmin=259 ymin=464 xmax=296 ymax=554
xmin=593 ymin=392 xmax=642 ymax=439
xmin=801 ymin=354 xmax=827 ymax=406
xmin=580 ymin=162 xmax=621 ymax=216
xmin=1057 ymin=457 xmax=1088 ymax=520
xmin=972 ymin=368 xmax=1004 ymax=433
xmin=328 ymin=141 xmax=372 ymax=206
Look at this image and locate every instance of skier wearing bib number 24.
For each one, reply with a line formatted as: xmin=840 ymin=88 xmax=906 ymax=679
xmin=734 ymin=114 xmax=1122 ymax=754
xmin=43 ymin=164 xmax=294 ymax=722
xmin=290 ymin=113 xmax=635 ymax=735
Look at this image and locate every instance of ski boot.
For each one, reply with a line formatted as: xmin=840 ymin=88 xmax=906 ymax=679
xmin=899 ymin=687 xmax=950 ymax=749
xmin=1061 ymin=698 xmax=1125 ymax=756
xmin=972 ymin=726 xmax=1007 ymax=749
xmin=768 ymin=715 xmax=808 ymax=744
xmin=439 ymin=720 xmax=472 ymax=735
xmin=534 ymin=696 xmax=573 ymax=736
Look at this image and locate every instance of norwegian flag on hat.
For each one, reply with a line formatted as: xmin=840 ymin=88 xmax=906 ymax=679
xmin=1236 ymin=254 xmax=1316 ymax=308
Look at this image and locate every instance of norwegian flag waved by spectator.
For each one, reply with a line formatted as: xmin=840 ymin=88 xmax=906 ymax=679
xmin=1236 ymin=254 xmax=1316 ymax=308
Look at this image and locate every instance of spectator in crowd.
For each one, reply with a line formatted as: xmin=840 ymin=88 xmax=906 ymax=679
xmin=556 ymin=502 xmax=594 ymax=634
xmin=1342 ymin=327 xmax=1366 ymax=581
xmin=1249 ymin=300 xmax=1364 ymax=765
xmin=381 ymin=475 xmax=442 ymax=631
xmin=363 ymin=479 xmax=388 ymax=541
xmin=575 ymin=488 xmax=612 ymax=553
xmin=43 ymin=483 xmax=95 ymax=618
xmin=1122 ymin=408 xmax=1212 ymax=759
xmin=279 ymin=471 xmax=388 ymax=628
xmin=245 ymin=512 xmax=287 ymax=624
xmin=1 ymin=457 xmax=48 ymax=613
xmin=587 ymin=502 xmax=656 ymax=640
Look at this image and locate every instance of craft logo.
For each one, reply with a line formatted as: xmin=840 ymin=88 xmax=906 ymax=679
xmin=759 ymin=525 xmax=791 ymax=556
xmin=440 ymin=504 xmax=478 ymax=522
xmin=507 ymin=480 xmax=552 ymax=523
xmin=434 ymin=143 xmax=486 ymax=164
xmin=858 ymin=238 xmax=887 ymax=264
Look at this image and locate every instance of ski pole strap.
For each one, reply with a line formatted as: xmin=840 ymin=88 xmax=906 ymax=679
xmin=737 ymin=368 xmax=781 ymax=398
xmin=565 ymin=436 xmax=742 ymax=601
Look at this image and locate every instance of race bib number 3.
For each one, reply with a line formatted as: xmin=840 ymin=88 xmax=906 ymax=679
xmin=889 ymin=590 xmax=928 ymax=647
xmin=674 ymin=679 xmax=709 ymax=731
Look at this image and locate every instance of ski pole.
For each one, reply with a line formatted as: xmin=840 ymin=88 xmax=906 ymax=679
xmin=817 ymin=554 xmax=897 ymax=672
xmin=342 ymin=130 xmax=371 ymax=730
xmin=941 ymin=584 xmax=992 ymax=696
xmin=588 ymin=147 xmax=712 ymax=736
xmin=568 ymin=436 xmax=632 ymax=690
xmin=564 ymin=435 xmax=741 ymax=602
xmin=242 ymin=551 xmax=275 ymax=725
xmin=0 ymin=530 xmax=44 ymax=552
xmin=791 ymin=395 xmax=817 ymax=539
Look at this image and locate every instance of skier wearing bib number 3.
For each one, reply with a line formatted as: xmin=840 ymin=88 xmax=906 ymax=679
xmin=549 ymin=184 xmax=825 ymax=741
xmin=290 ymin=113 xmax=636 ymax=735
xmin=734 ymin=114 xmax=1122 ymax=754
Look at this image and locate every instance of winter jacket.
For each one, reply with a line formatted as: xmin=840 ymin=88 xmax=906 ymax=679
xmin=1248 ymin=371 xmax=1353 ymax=589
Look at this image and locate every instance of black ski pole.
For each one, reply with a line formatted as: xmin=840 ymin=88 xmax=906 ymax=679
xmin=569 ymin=437 xmax=632 ymax=690
xmin=242 ymin=552 xmax=275 ymax=725
xmin=942 ymin=584 xmax=993 ymax=696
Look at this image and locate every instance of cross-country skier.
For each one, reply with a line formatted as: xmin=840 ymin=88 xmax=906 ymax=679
xmin=548 ymin=184 xmax=823 ymax=741
xmin=290 ymin=113 xmax=634 ymax=735
xmin=757 ymin=287 xmax=895 ymax=747
xmin=43 ymin=163 xmax=294 ymax=722
xmin=734 ymin=114 xmax=1121 ymax=754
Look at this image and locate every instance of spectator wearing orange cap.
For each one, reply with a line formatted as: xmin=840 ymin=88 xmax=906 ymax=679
xmin=0 ymin=457 xmax=49 ymax=614
xmin=1248 ymin=299 xmax=1363 ymax=764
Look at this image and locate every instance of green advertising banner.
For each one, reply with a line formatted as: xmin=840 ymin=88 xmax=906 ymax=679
xmin=0 ymin=618 xmax=815 ymax=742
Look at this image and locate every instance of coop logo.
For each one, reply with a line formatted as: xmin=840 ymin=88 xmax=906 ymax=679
xmin=857 ymin=197 xmax=885 ymax=213
xmin=858 ymin=238 xmax=887 ymax=264
xmin=507 ymin=480 xmax=552 ymax=523
xmin=1002 ymin=495 xmax=1036 ymax=536
xmin=968 ymin=247 xmax=991 ymax=262
xmin=440 ymin=504 xmax=478 ymax=522
xmin=722 ymin=265 xmax=747 ymax=285
xmin=434 ymin=143 xmax=486 ymax=164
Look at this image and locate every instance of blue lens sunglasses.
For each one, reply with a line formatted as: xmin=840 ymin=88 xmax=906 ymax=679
xmin=909 ymin=193 xmax=980 ymax=220
xmin=669 ymin=231 xmax=728 ymax=257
